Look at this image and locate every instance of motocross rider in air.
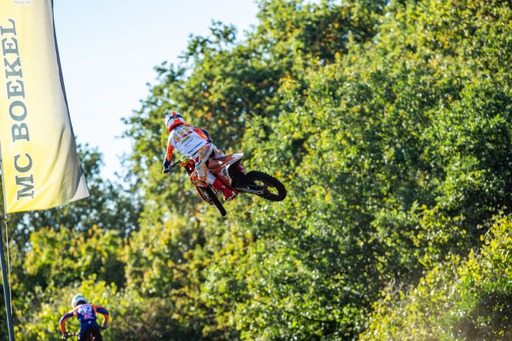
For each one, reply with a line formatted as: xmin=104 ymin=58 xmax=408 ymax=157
xmin=162 ymin=111 xmax=238 ymax=201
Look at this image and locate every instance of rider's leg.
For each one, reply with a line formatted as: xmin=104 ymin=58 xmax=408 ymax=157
xmin=205 ymin=172 xmax=217 ymax=185
xmin=193 ymin=144 xmax=213 ymax=186
xmin=205 ymin=169 xmax=236 ymax=201
xmin=91 ymin=325 xmax=103 ymax=341
xmin=211 ymin=178 xmax=236 ymax=201
xmin=195 ymin=144 xmax=236 ymax=200
xmin=80 ymin=325 xmax=102 ymax=341
xmin=210 ymin=144 xmax=225 ymax=159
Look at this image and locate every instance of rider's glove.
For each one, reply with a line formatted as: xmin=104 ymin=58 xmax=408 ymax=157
xmin=101 ymin=324 xmax=109 ymax=330
xmin=163 ymin=159 xmax=172 ymax=173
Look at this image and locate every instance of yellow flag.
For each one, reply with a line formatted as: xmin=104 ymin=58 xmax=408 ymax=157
xmin=0 ymin=0 xmax=89 ymax=214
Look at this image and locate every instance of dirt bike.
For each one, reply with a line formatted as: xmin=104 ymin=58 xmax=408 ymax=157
xmin=169 ymin=153 xmax=287 ymax=216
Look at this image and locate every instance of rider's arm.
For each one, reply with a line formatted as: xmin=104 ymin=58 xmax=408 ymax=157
xmin=59 ymin=312 xmax=74 ymax=333
xmin=163 ymin=137 xmax=175 ymax=172
xmin=93 ymin=305 xmax=110 ymax=326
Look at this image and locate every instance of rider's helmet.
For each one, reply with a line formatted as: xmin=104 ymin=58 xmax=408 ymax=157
xmin=71 ymin=294 xmax=87 ymax=309
xmin=165 ymin=111 xmax=185 ymax=132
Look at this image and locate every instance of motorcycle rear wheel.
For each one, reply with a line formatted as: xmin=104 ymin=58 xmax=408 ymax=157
xmin=245 ymin=171 xmax=287 ymax=202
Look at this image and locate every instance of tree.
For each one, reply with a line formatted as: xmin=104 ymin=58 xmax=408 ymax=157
xmin=1 ymin=144 xmax=141 ymax=259
xmin=122 ymin=0 xmax=386 ymax=217
xmin=5 ymin=0 xmax=512 ymax=339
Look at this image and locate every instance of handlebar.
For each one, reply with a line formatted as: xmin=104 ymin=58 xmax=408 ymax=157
xmin=63 ymin=326 xmax=107 ymax=339
xmin=63 ymin=332 xmax=78 ymax=339
xmin=164 ymin=157 xmax=190 ymax=174
xmin=170 ymin=159 xmax=182 ymax=168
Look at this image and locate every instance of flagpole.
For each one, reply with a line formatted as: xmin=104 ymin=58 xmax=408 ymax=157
xmin=0 ymin=148 xmax=16 ymax=341
xmin=0 ymin=215 xmax=15 ymax=341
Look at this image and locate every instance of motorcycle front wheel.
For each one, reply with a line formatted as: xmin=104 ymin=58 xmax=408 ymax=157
xmin=196 ymin=185 xmax=227 ymax=216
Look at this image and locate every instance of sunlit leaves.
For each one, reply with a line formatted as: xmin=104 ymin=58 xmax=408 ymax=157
xmin=9 ymin=0 xmax=512 ymax=339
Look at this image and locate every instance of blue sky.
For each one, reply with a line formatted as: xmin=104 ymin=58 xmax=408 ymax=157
xmin=53 ymin=1 xmax=259 ymax=180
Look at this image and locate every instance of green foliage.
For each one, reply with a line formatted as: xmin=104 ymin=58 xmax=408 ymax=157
xmin=4 ymin=0 xmax=512 ymax=340
xmin=15 ymin=279 xmax=115 ymax=341
xmin=122 ymin=0 xmax=385 ymax=217
xmin=204 ymin=0 xmax=512 ymax=338
xmin=19 ymin=225 xmax=125 ymax=291
xmin=8 ymin=144 xmax=141 ymax=242
xmin=361 ymin=215 xmax=512 ymax=341
xmin=124 ymin=212 xmax=241 ymax=339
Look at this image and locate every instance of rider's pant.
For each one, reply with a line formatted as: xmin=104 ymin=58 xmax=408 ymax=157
xmin=80 ymin=324 xmax=102 ymax=341
xmin=193 ymin=143 xmax=224 ymax=185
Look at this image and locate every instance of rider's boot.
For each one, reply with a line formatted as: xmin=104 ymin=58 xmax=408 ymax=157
xmin=212 ymin=179 xmax=237 ymax=201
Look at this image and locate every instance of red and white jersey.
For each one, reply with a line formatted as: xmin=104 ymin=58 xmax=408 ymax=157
xmin=165 ymin=124 xmax=210 ymax=162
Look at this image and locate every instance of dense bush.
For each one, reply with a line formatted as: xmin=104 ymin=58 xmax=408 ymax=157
xmin=3 ymin=0 xmax=512 ymax=339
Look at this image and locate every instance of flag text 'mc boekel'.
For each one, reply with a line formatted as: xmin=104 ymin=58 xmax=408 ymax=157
xmin=1 ymin=18 xmax=35 ymax=200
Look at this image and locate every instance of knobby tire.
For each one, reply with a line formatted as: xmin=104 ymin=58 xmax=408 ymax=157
xmin=197 ymin=185 xmax=227 ymax=216
xmin=245 ymin=171 xmax=287 ymax=202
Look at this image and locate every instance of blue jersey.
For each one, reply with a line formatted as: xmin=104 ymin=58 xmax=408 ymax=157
xmin=60 ymin=303 xmax=109 ymax=332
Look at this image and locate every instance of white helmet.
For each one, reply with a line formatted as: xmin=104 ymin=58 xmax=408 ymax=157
xmin=71 ymin=294 xmax=87 ymax=308
xmin=165 ymin=111 xmax=185 ymax=131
